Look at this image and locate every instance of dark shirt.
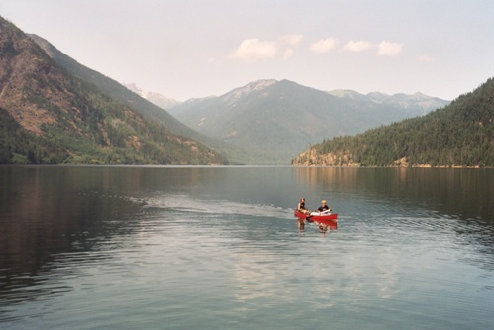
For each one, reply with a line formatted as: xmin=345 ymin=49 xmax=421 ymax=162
xmin=318 ymin=205 xmax=329 ymax=212
xmin=298 ymin=202 xmax=306 ymax=210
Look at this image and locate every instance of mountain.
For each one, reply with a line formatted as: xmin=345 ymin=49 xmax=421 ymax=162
xmin=29 ymin=34 xmax=229 ymax=160
xmin=124 ymin=83 xmax=180 ymax=109
xmin=28 ymin=34 xmax=207 ymax=143
xmin=0 ymin=17 xmax=227 ymax=164
xmin=328 ymin=90 xmax=448 ymax=116
xmin=169 ymin=79 xmax=449 ymax=164
xmin=292 ymin=77 xmax=494 ymax=167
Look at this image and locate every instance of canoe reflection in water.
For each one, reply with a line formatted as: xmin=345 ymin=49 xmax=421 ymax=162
xmin=309 ymin=218 xmax=338 ymax=233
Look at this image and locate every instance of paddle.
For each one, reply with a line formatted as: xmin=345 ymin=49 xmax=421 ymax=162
xmin=306 ymin=208 xmax=333 ymax=220
xmin=320 ymin=209 xmax=332 ymax=215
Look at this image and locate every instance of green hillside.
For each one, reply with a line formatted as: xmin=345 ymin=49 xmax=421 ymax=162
xmin=293 ymin=78 xmax=494 ymax=167
xmin=28 ymin=34 xmax=215 ymax=145
xmin=0 ymin=17 xmax=227 ymax=165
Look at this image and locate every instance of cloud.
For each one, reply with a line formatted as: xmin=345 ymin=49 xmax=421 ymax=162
xmin=310 ymin=37 xmax=338 ymax=54
xmin=418 ymin=54 xmax=434 ymax=62
xmin=343 ymin=40 xmax=373 ymax=52
xmin=230 ymin=38 xmax=277 ymax=61
xmin=343 ymin=40 xmax=373 ymax=53
xmin=377 ymin=41 xmax=403 ymax=56
xmin=279 ymin=34 xmax=303 ymax=47
xmin=230 ymin=35 xmax=303 ymax=61
xmin=230 ymin=36 xmax=405 ymax=60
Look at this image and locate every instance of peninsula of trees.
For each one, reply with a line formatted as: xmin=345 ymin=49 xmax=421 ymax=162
xmin=293 ymin=77 xmax=494 ymax=167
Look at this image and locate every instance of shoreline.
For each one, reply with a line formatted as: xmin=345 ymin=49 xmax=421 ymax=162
xmin=291 ymin=164 xmax=492 ymax=169
xmin=1 ymin=163 xmax=492 ymax=169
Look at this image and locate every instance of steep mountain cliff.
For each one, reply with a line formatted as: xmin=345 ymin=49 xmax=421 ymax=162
xmin=293 ymin=78 xmax=494 ymax=167
xmin=0 ymin=17 xmax=227 ymax=164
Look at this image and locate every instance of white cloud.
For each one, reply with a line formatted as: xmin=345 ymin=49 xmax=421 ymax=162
xmin=230 ymin=35 xmax=303 ymax=61
xmin=377 ymin=41 xmax=403 ymax=56
xmin=230 ymin=38 xmax=277 ymax=61
xmin=230 ymin=36 xmax=404 ymax=62
xmin=418 ymin=54 xmax=434 ymax=62
xmin=279 ymin=34 xmax=303 ymax=46
xmin=343 ymin=40 xmax=373 ymax=52
xmin=310 ymin=37 xmax=338 ymax=54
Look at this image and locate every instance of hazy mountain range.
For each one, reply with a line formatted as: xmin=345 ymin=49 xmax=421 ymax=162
xmin=169 ymin=79 xmax=449 ymax=164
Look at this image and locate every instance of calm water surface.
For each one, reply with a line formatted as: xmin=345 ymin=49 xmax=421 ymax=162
xmin=0 ymin=166 xmax=493 ymax=329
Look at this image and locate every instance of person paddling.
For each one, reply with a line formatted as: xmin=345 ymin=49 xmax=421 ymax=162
xmin=297 ymin=197 xmax=310 ymax=214
xmin=317 ymin=200 xmax=332 ymax=214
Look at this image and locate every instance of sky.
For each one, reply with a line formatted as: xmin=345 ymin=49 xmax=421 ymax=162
xmin=1 ymin=0 xmax=494 ymax=101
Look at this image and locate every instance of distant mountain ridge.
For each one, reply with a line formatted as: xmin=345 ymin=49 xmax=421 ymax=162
xmin=328 ymin=89 xmax=448 ymax=115
xmin=124 ymin=83 xmax=180 ymax=109
xmin=170 ymin=79 xmax=449 ymax=164
xmin=0 ymin=17 xmax=226 ymax=164
xmin=293 ymin=77 xmax=494 ymax=167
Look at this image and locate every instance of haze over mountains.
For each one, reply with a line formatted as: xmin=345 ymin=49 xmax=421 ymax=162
xmin=169 ymin=79 xmax=449 ymax=164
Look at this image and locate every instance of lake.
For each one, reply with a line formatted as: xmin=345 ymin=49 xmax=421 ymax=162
xmin=0 ymin=166 xmax=493 ymax=329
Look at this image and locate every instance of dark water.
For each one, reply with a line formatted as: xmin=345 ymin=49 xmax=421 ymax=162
xmin=0 ymin=166 xmax=493 ymax=329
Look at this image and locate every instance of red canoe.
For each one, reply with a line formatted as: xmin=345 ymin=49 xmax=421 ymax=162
xmin=294 ymin=209 xmax=338 ymax=221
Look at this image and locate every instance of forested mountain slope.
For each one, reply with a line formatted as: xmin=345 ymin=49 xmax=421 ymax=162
xmin=0 ymin=17 xmax=226 ymax=164
xmin=293 ymin=78 xmax=494 ymax=167
xmin=28 ymin=34 xmax=208 ymax=143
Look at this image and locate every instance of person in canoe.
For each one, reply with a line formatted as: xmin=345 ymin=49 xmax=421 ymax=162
xmin=297 ymin=197 xmax=310 ymax=215
xmin=317 ymin=200 xmax=332 ymax=214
